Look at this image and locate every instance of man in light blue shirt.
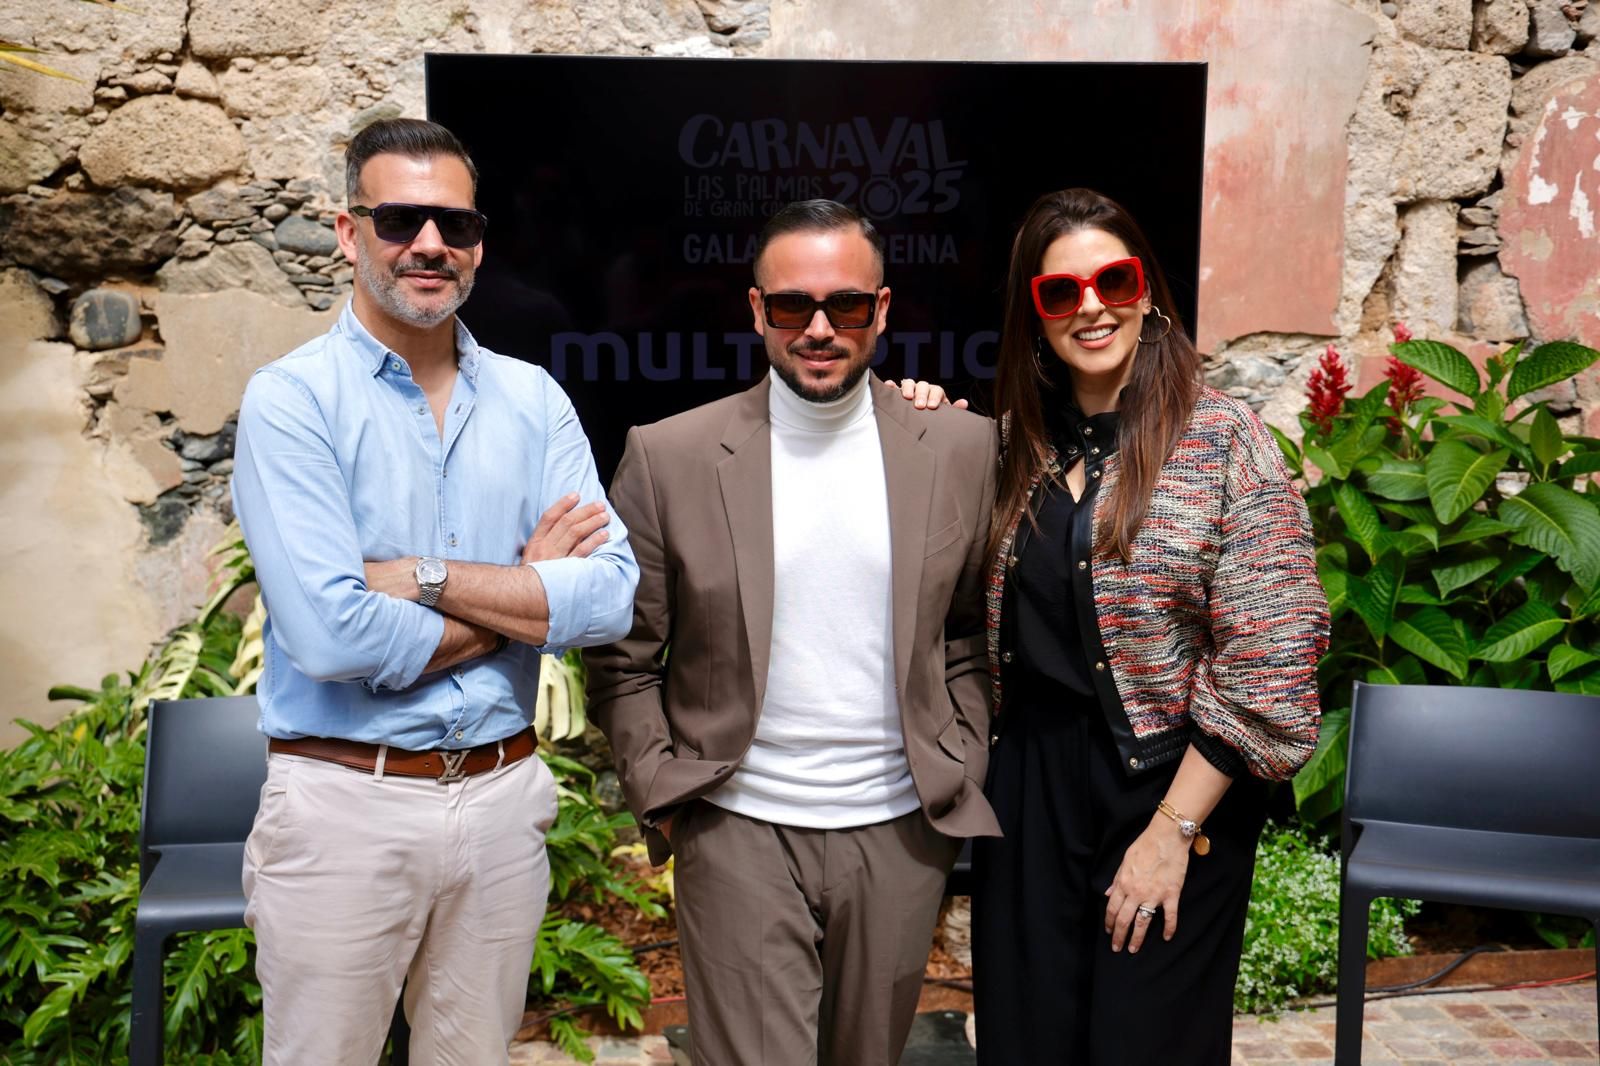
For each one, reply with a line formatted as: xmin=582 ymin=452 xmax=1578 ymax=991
xmin=232 ymin=118 xmax=637 ymax=1066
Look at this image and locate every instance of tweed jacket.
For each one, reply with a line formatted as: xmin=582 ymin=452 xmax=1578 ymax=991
xmin=987 ymin=387 xmax=1329 ymax=782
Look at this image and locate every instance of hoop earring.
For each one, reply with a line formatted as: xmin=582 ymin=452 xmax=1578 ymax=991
xmin=1141 ymin=306 xmax=1173 ymax=344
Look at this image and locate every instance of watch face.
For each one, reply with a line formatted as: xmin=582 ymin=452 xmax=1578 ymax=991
xmin=417 ymin=558 xmax=447 ymax=585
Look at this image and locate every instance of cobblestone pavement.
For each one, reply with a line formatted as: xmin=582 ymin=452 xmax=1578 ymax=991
xmin=507 ymin=981 xmax=1598 ymax=1064
xmin=1232 ymin=982 xmax=1597 ymax=1064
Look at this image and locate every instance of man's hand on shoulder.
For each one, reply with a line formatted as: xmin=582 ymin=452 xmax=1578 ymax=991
xmin=888 ymin=378 xmax=967 ymax=411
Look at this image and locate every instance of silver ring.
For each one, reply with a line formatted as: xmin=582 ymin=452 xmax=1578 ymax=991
xmin=1135 ymin=905 xmax=1157 ymax=920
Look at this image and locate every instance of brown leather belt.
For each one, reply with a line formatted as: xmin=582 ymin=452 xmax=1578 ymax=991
xmin=268 ymin=728 xmax=537 ymax=782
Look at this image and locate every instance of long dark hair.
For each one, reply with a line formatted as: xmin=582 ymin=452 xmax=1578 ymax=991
xmin=989 ymin=188 xmax=1202 ymax=562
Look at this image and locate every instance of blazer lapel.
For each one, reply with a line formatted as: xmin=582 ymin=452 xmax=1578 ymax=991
xmin=872 ymin=379 xmax=935 ymax=697
xmin=717 ymin=377 xmax=776 ymax=712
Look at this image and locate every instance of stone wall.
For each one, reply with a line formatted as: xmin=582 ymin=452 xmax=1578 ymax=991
xmin=1 ymin=0 xmax=1597 ymax=740
xmin=1220 ymin=0 xmax=1600 ymax=437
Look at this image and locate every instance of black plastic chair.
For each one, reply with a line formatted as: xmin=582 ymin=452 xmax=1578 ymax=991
xmin=130 ymin=696 xmax=410 ymax=1064
xmin=1335 ymin=681 xmax=1600 ymax=1064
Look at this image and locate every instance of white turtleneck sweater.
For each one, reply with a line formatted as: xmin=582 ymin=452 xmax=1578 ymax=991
xmin=705 ymin=369 xmax=918 ymax=828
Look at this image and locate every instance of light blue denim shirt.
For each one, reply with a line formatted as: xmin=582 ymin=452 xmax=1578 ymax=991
xmin=232 ymin=303 xmax=638 ymax=749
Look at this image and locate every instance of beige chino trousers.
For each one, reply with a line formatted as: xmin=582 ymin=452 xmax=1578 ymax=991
xmin=242 ymin=749 xmax=557 ymax=1065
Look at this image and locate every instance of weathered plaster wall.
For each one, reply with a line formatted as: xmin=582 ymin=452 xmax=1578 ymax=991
xmin=2 ymin=0 xmax=1598 ymax=740
xmin=767 ymin=0 xmax=1375 ymax=355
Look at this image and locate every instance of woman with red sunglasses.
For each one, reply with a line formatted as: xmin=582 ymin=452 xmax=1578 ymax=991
xmin=955 ymin=188 xmax=1329 ymax=1063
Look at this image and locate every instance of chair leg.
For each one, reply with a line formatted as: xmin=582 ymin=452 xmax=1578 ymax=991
xmin=128 ymin=922 xmax=168 ymax=1066
xmin=1334 ymin=891 xmax=1371 ymax=1066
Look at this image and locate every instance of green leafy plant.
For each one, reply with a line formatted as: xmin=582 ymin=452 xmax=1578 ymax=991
xmin=533 ymin=748 xmax=665 ymax=1062
xmin=1 ymin=622 xmax=264 ymax=1064
xmin=3 ymin=528 xmax=660 ymax=1064
xmin=1524 ymin=911 xmax=1598 ymax=950
xmin=1236 ymin=823 xmax=1416 ymax=1014
xmin=1275 ymin=332 xmax=1600 ymax=827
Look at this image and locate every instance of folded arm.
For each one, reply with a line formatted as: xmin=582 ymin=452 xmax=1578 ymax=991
xmin=232 ymin=368 xmax=444 ymax=689
xmin=360 ymin=380 xmax=638 ymax=652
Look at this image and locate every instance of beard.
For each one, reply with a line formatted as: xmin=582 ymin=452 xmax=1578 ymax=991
xmin=358 ymin=251 xmax=475 ymax=329
xmin=769 ymin=337 xmax=874 ymax=404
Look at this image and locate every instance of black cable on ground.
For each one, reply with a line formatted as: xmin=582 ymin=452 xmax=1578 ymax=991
xmin=1367 ymin=942 xmax=1507 ymax=993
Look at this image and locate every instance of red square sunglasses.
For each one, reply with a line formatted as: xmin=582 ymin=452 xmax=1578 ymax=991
xmin=1030 ymin=258 xmax=1146 ymax=319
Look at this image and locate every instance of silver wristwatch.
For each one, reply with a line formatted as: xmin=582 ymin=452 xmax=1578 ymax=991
xmin=414 ymin=556 xmax=448 ymax=607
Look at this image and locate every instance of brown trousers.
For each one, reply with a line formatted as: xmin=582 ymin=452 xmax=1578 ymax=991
xmin=670 ymin=801 xmax=962 ymax=1066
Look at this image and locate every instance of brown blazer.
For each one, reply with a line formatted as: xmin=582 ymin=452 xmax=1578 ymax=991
xmin=584 ymin=374 xmax=1002 ymax=864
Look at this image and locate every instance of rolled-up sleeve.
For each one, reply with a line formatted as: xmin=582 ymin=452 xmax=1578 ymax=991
xmin=525 ymin=378 xmax=639 ymax=653
xmin=233 ymin=367 xmax=444 ymax=689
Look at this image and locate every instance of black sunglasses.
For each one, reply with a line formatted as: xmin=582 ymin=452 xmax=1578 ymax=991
xmin=761 ymin=290 xmax=879 ymax=330
xmin=350 ymin=202 xmax=488 ymax=249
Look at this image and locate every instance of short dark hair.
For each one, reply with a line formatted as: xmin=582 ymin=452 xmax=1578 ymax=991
xmin=345 ymin=118 xmax=479 ymax=205
xmin=753 ymin=199 xmax=885 ymax=286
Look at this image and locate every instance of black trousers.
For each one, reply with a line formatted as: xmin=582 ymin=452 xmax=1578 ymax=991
xmin=971 ymin=688 xmax=1266 ymax=1065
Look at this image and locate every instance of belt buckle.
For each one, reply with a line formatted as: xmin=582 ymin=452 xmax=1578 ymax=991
xmin=437 ymin=750 xmax=469 ymax=784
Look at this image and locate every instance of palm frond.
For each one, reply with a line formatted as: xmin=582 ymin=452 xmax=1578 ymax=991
xmin=0 ymin=44 xmax=77 ymax=80
xmin=198 ymin=521 xmax=255 ymax=626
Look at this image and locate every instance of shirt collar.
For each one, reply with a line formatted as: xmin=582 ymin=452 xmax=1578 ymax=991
xmin=336 ymin=301 xmax=482 ymax=385
xmin=1041 ymin=363 xmax=1123 ymax=456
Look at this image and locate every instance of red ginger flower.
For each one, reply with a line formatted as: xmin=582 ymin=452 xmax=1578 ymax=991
xmin=1385 ymin=355 xmax=1425 ymax=414
xmin=1385 ymin=354 xmax=1425 ymax=435
xmin=1393 ymin=321 xmax=1413 ymax=344
xmin=1306 ymin=344 xmax=1352 ymax=436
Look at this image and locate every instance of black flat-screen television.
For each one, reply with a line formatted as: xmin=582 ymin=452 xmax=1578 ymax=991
xmin=427 ymin=54 xmax=1207 ymax=478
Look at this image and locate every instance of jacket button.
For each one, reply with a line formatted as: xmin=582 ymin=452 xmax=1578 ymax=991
xmin=1129 ymin=756 xmax=1140 ymax=769
xmin=1090 ymin=469 xmax=1102 ymax=480
xmin=990 ymin=733 xmax=999 ymax=746
xmin=1090 ymin=446 xmax=1101 ymax=456
xmin=1094 ymin=661 xmax=1106 ymax=671
xmin=1083 ymin=425 xmax=1094 ymax=437
xmin=1007 ymin=554 xmax=1018 ymax=568
xmin=1001 ymin=651 xmax=1014 ymax=663
xmin=1077 ymin=560 xmax=1087 ymax=571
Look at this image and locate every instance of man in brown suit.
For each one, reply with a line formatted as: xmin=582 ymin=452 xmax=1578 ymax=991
xmin=584 ymin=200 xmax=999 ymax=1066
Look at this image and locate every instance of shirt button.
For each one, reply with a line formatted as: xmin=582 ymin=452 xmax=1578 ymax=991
xmin=1077 ymin=560 xmax=1087 ymax=571
xmin=1001 ymin=651 xmax=1014 ymax=663
xmin=455 ymin=730 xmax=464 ymax=740
xmin=1095 ymin=661 xmax=1106 ymax=671
xmin=416 ymin=404 xmax=427 ymax=415
xmin=390 ymin=360 xmax=402 ymax=372
xmin=447 ymin=534 xmax=458 ymax=547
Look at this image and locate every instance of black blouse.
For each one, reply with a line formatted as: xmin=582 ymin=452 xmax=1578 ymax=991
xmin=1009 ymin=397 xmax=1122 ymax=698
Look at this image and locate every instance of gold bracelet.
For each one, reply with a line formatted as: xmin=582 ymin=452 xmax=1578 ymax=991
xmin=1157 ymin=800 xmax=1211 ymax=855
